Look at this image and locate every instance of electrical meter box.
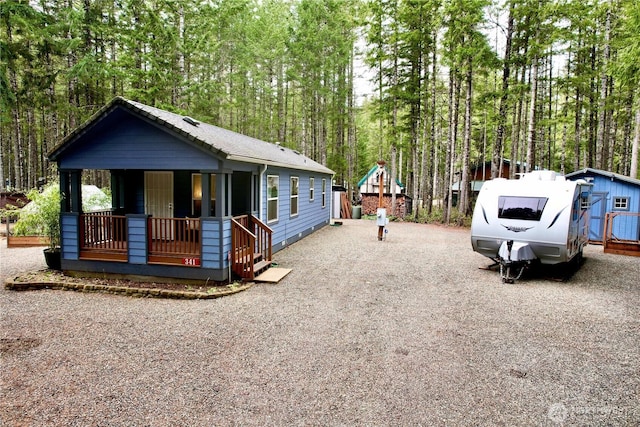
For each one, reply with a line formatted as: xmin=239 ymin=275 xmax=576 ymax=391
xmin=376 ymin=208 xmax=388 ymax=226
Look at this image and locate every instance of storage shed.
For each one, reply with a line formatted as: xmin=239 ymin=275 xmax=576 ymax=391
xmin=357 ymin=162 xmax=412 ymax=218
xmin=565 ymin=168 xmax=640 ymax=247
xmin=48 ymin=97 xmax=334 ymax=282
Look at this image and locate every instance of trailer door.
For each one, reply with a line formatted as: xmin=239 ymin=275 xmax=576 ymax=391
xmin=589 ymin=192 xmax=607 ymax=242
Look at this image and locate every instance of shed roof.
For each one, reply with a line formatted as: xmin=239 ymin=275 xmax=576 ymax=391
xmin=49 ymin=97 xmax=334 ymax=175
xmin=565 ymin=168 xmax=640 ymax=188
xmin=357 ymin=164 xmax=405 ymax=188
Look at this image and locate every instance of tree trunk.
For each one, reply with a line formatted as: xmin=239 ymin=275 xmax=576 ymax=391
xmin=492 ymin=2 xmax=513 ymax=179
xmin=526 ymin=56 xmax=539 ymax=172
xmin=631 ymin=105 xmax=640 ymax=179
xmin=621 ymin=92 xmax=634 ymax=176
xmin=445 ymin=69 xmax=460 ymax=223
xmin=596 ymin=2 xmax=612 ymax=169
xmin=443 ymin=69 xmax=455 ymax=223
xmin=460 ymin=63 xmax=472 ymax=218
xmin=510 ymin=68 xmax=521 ymax=179
xmin=428 ymin=37 xmax=438 ymax=215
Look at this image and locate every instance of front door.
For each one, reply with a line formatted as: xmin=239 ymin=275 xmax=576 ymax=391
xmin=232 ymin=171 xmax=252 ymax=216
xmin=589 ymin=192 xmax=607 ymax=242
xmin=145 ymin=171 xmax=174 ymax=239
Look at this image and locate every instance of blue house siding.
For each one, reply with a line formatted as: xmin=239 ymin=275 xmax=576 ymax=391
xmin=566 ymin=169 xmax=640 ymax=242
xmin=127 ymin=215 xmax=148 ymax=264
xmin=263 ymin=167 xmax=332 ymax=251
xmin=61 ymin=213 xmax=79 ymax=260
xmin=58 ymin=109 xmax=221 ymax=171
xmin=201 ymin=218 xmax=231 ymax=269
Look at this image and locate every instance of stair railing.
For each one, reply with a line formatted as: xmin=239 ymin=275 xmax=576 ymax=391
xmin=231 ymin=215 xmax=273 ymax=280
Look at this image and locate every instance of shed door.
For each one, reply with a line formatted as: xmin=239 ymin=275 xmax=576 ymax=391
xmin=145 ymin=172 xmax=174 ymax=239
xmin=589 ymin=192 xmax=607 ymax=242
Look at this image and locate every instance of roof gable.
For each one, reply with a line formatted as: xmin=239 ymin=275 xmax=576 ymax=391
xmin=566 ymin=168 xmax=640 ymax=188
xmin=49 ymin=97 xmax=333 ymax=175
xmin=357 ymin=164 xmax=405 ymax=188
xmin=50 ymin=106 xmax=221 ymax=170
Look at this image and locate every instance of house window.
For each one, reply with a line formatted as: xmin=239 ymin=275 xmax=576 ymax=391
xmin=192 ymin=173 xmax=216 ymax=216
xmin=309 ymin=177 xmax=315 ymax=201
xmin=613 ymin=197 xmax=630 ymax=211
xmin=290 ymin=176 xmax=299 ymax=217
xmin=267 ymin=175 xmax=279 ymax=222
xmin=322 ymin=179 xmax=327 ymax=208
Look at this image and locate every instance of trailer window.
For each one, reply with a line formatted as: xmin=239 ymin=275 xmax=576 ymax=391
xmin=498 ymin=196 xmax=548 ymax=221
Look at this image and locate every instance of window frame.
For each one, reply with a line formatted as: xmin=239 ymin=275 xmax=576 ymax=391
xmin=309 ymin=177 xmax=315 ymax=202
xmin=322 ymin=179 xmax=327 ymax=208
xmin=290 ymin=176 xmax=299 ymax=217
xmin=267 ymin=175 xmax=279 ymax=223
xmin=497 ymin=196 xmax=549 ymax=221
xmin=613 ymin=196 xmax=630 ymax=211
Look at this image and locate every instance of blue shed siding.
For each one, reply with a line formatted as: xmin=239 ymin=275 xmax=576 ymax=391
xmin=567 ymin=170 xmax=640 ymax=241
xmin=127 ymin=215 xmax=148 ymax=264
xmin=263 ymin=167 xmax=332 ymax=251
xmin=58 ymin=110 xmax=220 ymax=171
xmin=597 ymin=179 xmax=639 ymax=240
xmin=61 ymin=213 xmax=79 ymax=260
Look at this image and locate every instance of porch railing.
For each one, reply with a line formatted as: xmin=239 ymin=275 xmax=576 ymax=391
xmin=603 ymin=212 xmax=640 ymax=257
xmin=231 ymin=214 xmax=273 ymax=280
xmin=79 ymin=211 xmax=127 ymax=261
xmin=148 ymin=217 xmax=201 ymax=266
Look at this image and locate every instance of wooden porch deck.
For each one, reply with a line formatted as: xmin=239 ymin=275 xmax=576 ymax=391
xmin=78 ymin=213 xmax=275 ymax=277
xmin=603 ymin=212 xmax=640 ymax=257
xmin=79 ymin=213 xmax=202 ymax=265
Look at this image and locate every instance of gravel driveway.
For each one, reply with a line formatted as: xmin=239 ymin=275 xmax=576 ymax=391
xmin=1 ymin=220 xmax=639 ymax=426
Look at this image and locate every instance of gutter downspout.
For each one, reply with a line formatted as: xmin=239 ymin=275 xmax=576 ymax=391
xmin=330 ymin=173 xmax=336 ymax=222
xmin=259 ymin=164 xmax=267 ymax=222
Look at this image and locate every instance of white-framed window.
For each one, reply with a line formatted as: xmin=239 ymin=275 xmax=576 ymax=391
xmin=267 ymin=175 xmax=279 ymax=222
xmin=309 ymin=177 xmax=315 ymax=201
xmin=290 ymin=176 xmax=299 ymax=217
xmin=613 ymin=196 xmax=630 ymax=211
xmin=322 ymin=178 xmax=327 ymax=208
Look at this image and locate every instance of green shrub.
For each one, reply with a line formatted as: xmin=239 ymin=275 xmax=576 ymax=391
xmin=14 ymin=183 xmax=61 ymax=249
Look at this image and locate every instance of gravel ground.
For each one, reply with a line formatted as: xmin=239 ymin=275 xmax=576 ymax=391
xmin=1 ymin=220 xmax=639 ymax=426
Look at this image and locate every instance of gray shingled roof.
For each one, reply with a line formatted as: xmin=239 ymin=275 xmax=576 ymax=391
xmin=566 ymin=167 xmax=640 ymax=187
xmin=50 ymin=97 xmax=334 ymax=175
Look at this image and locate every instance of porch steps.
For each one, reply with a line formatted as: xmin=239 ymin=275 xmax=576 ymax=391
xmin=234 ymin=247 xmax=271 ymax=280
xmin=253 ymin=260 xmax=271 ymax=276
xmin=231 ymin=214 xmax=273 ymax=281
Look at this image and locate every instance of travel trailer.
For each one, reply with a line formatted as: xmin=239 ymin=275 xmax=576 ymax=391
xmin=471 ymin=170 xmax=592 ymax=282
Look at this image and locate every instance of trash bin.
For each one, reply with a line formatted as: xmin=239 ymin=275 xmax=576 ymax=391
xmin=352 ymin=205 xmax=362 ymax=219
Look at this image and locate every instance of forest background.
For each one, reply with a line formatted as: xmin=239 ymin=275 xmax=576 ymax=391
xmin=2 ymin=0 xmax=639 ymax=223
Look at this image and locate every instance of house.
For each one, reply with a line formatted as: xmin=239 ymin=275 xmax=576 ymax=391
xmin=453 ymin=159 xmax=523 ymax=207
xmin=565 ymin=168 xmax=640 ymax=251
xmin=357 ymin=161 xmax=412 ymax=218
xmin=48 ymin=97 xmax=334 ymax=282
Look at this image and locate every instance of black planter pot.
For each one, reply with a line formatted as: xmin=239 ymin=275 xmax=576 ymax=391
xmin=43 ymin=248 xmax=62 ymax=271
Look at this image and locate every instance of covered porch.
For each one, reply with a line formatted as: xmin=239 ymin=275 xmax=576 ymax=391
xmin=57 ymin=164 xmax=271 ymax=282
xmin=64 ymin=209 xmax=272 ymax=282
